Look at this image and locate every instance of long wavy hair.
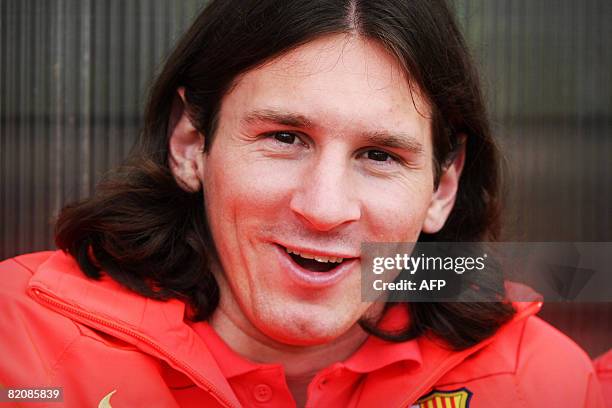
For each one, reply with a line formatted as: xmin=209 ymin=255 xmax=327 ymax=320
xmin=56 ymin=0 xmax=514 ymax=350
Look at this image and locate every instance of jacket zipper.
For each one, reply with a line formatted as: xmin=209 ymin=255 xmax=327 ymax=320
xmin=31 ymin=288 xmax=239 ymax=408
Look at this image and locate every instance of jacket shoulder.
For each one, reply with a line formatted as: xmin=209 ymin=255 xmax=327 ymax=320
xmin=512 ymin=316 xmax=604 ymax=406
xmin=11 ymin=251 xmax=56 ymax=270
xmin=436 ymin=314 xmax=604 ymax=406
xmin=517 ymin=315 xmax=593 ymax=373
xmin=0 ymin=251 xmax=82 ymax=387
xmin=0 ymin=251 xmax=57 ymax=306
xmin=438 ymin=314 xmax=596 ymax=380
xmin=0 ymin=251 xmax=55 ymax=278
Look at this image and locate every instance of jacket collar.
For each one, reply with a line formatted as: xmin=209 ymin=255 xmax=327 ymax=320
xmin=190 ymin=308 xmax=423 ymax=379
xmin=28 ymin=251 xmax=542 ymax=408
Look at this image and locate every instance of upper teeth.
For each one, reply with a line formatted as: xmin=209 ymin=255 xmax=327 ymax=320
xmin=286 ymin=248 xmax=344 ymax=263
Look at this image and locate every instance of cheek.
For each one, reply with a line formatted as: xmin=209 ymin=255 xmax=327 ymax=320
xmin=203 ymin=153 xmax=299 ymax=225
xmin=360 ymin=176 xmax=433 ymax=241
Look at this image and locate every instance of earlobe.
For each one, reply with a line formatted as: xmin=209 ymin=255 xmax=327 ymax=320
xmin=422 ymin=136 xmax=466 ymax=234
xmin=168 ymin=87 xmax=205 ymax=192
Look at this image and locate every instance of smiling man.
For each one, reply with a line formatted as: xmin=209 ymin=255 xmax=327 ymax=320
xmin=198 ymin=35 xmax=442 ymax=345
xmin=0 ymin=1 xmax=604 ymax=407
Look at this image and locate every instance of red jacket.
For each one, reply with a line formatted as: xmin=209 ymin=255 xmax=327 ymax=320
xmin=0 ymin=251 xmax=605 ymax=407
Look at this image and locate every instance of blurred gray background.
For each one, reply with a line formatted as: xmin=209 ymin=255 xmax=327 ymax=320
xmin=1 ymin=0 xmax=611 ymax=357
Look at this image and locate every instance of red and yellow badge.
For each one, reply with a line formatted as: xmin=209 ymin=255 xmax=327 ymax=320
xmin=411 ymin=388 xmax=472 ymax=408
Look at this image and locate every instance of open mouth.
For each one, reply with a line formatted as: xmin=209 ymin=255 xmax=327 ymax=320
xmin=283 ymin=246 xmax=348 ymax=272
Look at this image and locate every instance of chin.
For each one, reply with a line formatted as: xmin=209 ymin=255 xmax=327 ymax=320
xmin=253 ymin=306 xmax=352 ymax=346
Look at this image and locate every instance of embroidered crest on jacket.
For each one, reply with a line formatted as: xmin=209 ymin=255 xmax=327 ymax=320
xmin=411 ymin=387 xmax=472 ymax=407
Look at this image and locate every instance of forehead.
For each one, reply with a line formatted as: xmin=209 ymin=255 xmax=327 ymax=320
xmin=220 ymin=34 xmax=432 ymax=143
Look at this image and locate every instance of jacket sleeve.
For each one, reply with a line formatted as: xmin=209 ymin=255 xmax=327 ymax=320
xmin=584 ymin=370 xmax=606 ymax=408
xmin=594 ymin=349 xmax=612 ymax=408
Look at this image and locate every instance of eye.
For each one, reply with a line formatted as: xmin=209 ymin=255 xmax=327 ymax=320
xmin=358 ymin=148 xmax=405 ymax=172
xmin=367 ymin=150 xmax=393 ymax=162
xmin=261 ymin=131 xmax=309 ymax=154
xmin=272 ymin=131 xmax=297 ymax=144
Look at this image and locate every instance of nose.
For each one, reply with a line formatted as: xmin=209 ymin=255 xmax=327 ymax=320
xmin=289 ymin=153 xmax=361 ymax=232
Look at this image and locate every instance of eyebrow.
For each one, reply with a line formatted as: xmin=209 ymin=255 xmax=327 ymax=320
xmin=242 ymin=108 xmax=424 ymax=154
xmin=363 ymin=131 xmax=424 ymax=155
xmin=242 ymin=109 xmax=313 ymax=128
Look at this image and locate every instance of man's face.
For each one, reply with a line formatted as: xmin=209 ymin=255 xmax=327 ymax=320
xmin=201 ymin=34 xmax=438 ymax=345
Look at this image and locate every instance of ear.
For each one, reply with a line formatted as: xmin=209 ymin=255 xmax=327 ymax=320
xmin=168 ymin=87 xmax=205 ymax=192
xmin=422 ymin=135 xmax=466 ymax=234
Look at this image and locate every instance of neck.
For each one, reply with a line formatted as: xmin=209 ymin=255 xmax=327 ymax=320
xmin=209 ymin=307 xmax=370 ymax=406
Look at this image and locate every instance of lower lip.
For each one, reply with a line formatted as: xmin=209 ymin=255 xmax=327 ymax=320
xmin=273 ymin=244 xmax=358 ymax=289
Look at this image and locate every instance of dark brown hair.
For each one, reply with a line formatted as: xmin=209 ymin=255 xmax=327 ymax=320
xmin=56 ymin=0 xmax=514 ymax=350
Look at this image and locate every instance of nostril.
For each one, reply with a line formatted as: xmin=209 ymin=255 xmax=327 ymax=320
xmin=289 ymin=199 xmax=361 ymax=232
